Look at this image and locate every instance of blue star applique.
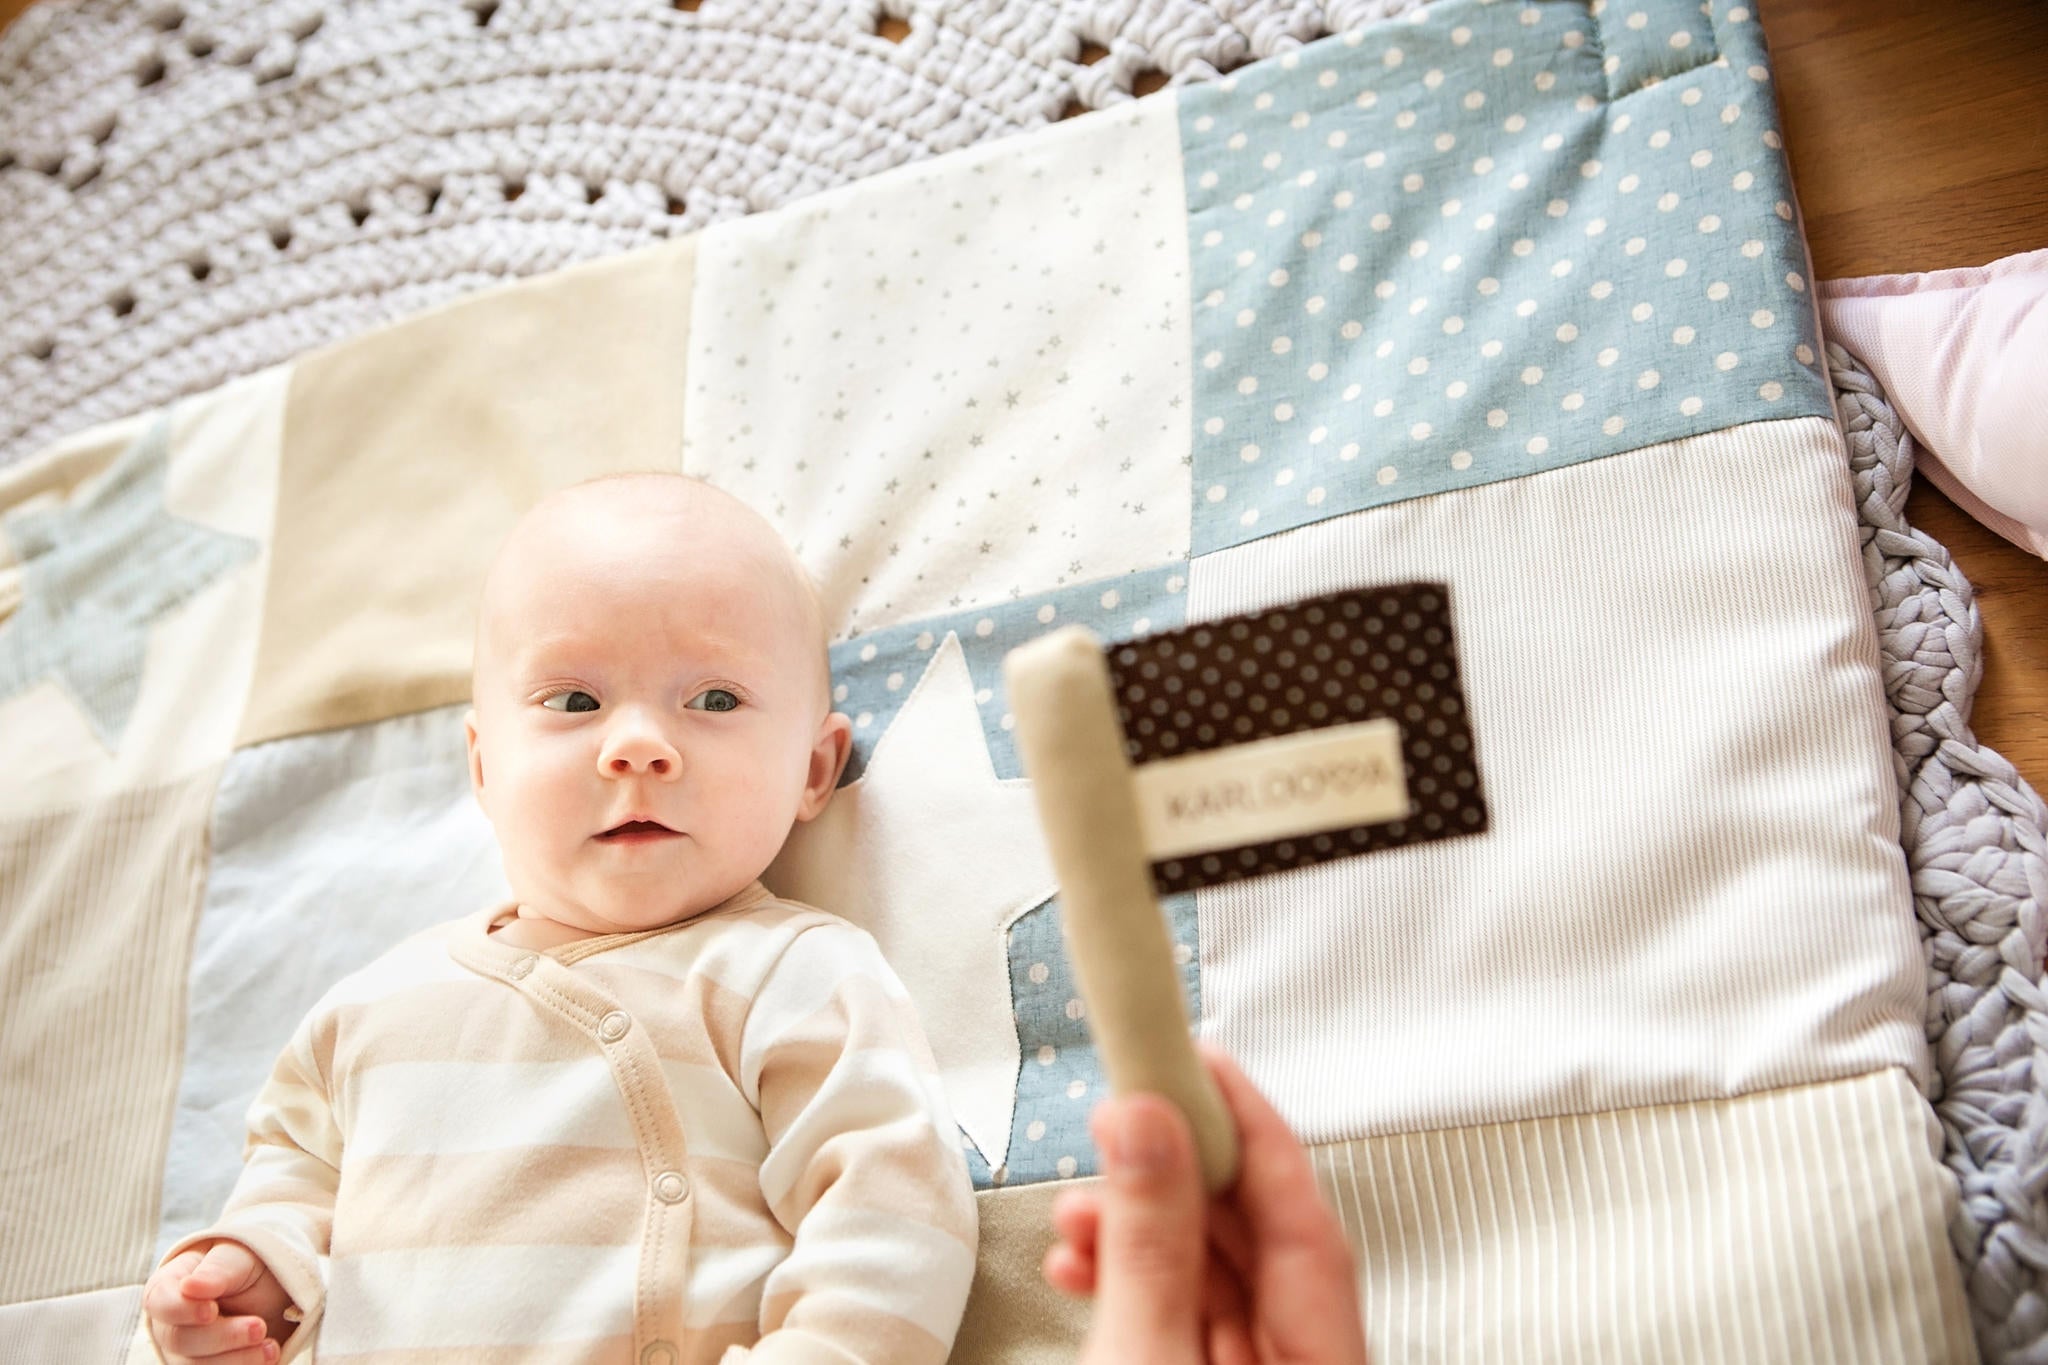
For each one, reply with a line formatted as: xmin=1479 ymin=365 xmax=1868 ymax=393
xmin=0 ymin=418 xmax=259 ymax=752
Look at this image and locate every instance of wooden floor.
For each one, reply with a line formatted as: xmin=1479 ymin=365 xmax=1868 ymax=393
xmin=1763 ymin=0 xmax=2048 ymax=803
xmin=3 ymin=0 xmax=2043 ymax=798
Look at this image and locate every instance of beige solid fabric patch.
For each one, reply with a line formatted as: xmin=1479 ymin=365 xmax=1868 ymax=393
xmin=952 ymin=1182 xmax=1084 ymax=1365
xmin=238 ymin=237 xmax=697 ymax=747
xmin=950 ymin=1068 xmax=1972 ymax=1365
xmin=0 ymin=771 xmax=218 ymax=1302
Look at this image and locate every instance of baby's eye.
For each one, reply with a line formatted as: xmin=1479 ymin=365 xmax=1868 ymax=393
xmin=686 ymin=688 xmax=741 ymax=713
xmin=541 ymin=691 xmax=600 ymax=713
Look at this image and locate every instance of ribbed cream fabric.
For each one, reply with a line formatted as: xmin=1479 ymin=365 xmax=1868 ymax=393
xmin=0 ymin=1284 xmax=144 ymax=1365
xmin=0 ymin=771 xmax=217 ymax=1302
xmin=1316 ymin=1067 xmax=1975 ymax=1365
xmin=1187 ymin=416 xmax=1927 ymax=1144
xmin=951 ymin=1069 xmax=1974 ymax=1365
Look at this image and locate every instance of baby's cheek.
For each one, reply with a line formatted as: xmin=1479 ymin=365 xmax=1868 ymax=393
xmin=494 ymin=756 xmax=585 ymax=843
xmin=530 ymin=777 xmax=593 ymax=835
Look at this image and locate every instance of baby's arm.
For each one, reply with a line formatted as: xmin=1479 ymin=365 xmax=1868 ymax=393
xmin=144 ymin=1008 xmax=344 ymax=1365
xmin=734 ymin=922 xmax=979 ymax=1365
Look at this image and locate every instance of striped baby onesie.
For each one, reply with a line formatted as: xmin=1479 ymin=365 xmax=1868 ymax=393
xmin=151 ymin=881 xmax=979 ymax=1365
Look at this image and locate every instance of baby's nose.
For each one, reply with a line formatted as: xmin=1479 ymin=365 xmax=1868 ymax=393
xmin=600 ymin=725 xmax=680 ymax=776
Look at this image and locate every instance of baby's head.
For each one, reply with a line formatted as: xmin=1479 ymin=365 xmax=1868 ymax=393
xmin=464 ymin=473 xmax=851 ymax=936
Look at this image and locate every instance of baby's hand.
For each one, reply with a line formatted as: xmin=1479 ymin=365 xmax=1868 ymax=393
xmin=143 ymin=1240 xmax=293 ymax=1365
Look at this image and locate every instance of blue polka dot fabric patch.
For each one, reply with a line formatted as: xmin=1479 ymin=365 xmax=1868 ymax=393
xmin=826 ymin=566 xmax=1200 ymax=1191
xmin=960 ymin=891 xmax=1202 ymax=1189
xmin=1179 ymin=0 xmax=1828 ymax=555
xmin=830 ymin=563 xmax=1190 ymax=784
xmin=1594 ymin=0 xmax=1717 ymax=96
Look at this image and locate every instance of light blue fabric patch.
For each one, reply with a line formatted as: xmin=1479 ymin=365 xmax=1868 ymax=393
xmin=157 ymin=705 xmax=509 ymax=1257
xmin=0 ymin=418 xmax=257 ymax=750
xmin=832 ymin=563 xmax=1190 ymax=784
xmin=1593 ymin=0 xmax=1716 ymax=96
xmin=1180 ymin=0 xmax=1829 ymax=555
xmin=961 ymin=892 xmax=1202 ymax=1189
xmin=828 ymin=564 xmax=1201 ymax=1189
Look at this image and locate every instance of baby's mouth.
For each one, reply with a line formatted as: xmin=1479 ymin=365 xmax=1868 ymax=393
xmin=596 ymin=819 xmax=681 ymax=843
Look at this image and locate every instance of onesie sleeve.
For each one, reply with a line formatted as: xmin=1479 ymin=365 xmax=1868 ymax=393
xmin=726 ymin=921 xmax=980 ymax=1365
xmin=148 ymin=1000 xmax=344 ymax=1365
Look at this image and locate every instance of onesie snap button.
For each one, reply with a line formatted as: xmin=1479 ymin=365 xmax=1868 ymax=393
xmin=598 ymin=1010 xmax=630 ymax=1042
xmin=640 ymin=1343 xmax=677 ymax=1365
xmin=653 ymin=1170 xmax=689 ymax=1204
xmin=507 ymin=955 xmax=536 ymax=980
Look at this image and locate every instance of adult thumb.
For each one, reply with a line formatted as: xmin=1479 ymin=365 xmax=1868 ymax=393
xmin=1085 ymin=1093 xmax=1207 ymax=1363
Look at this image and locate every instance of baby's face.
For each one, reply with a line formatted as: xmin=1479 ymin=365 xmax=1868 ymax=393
xmin=465 ymin=479 xmax=844 ymax=936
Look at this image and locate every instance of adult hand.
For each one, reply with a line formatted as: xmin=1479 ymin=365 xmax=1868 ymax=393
xmin=1044 ymin=1045 xmax=1371 ymax=1365
xmin=143 ymin=1240 xmax=293 ymax=1365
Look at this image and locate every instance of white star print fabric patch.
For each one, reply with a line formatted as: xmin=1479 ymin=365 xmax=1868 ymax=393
xmin=684 ymin=99 xmax=1194 ymax=638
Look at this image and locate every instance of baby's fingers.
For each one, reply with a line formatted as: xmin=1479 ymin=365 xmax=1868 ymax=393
xmin=180 ymin=1242 xmax=264 ymax=1301
xmin=144 ymin=1255 xmax=218 ymax=1328
xmin=158 ymin=1318 xmax=278 ymax=1362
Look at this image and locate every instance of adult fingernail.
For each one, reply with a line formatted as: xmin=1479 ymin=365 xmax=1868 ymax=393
xmin=1115 ymin=1100 xmax=1175 ymax=1177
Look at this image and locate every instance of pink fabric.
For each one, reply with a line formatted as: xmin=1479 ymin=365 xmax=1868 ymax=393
xmin=1819 ymin=249 xmax=2048 ymax=560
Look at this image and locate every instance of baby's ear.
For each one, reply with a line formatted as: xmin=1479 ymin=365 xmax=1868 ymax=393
xmin=464 ymin=709 xmax=486 ymax=804
xmin=796 ymin=711 xmax=854 ymax=822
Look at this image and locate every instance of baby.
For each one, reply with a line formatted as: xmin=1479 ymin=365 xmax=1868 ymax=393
xmin=140 ymin=473 xmax=978 ymax=1365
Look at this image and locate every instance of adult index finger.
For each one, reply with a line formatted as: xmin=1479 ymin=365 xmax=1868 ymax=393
xmin=1198 ymin=1045 xmax=1349 ymax=1253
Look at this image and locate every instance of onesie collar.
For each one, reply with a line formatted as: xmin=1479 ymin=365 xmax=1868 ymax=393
xmin=454 ymin=880 xmax=777 ymax=975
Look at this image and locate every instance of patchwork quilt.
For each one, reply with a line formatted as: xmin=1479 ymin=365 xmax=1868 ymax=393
xmin=0 ymin=0 xmax=1980 ymax=1361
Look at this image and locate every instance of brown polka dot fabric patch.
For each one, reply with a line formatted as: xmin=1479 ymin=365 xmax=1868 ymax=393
xmin=1107 ymin=582 xmax=1488 ymax=895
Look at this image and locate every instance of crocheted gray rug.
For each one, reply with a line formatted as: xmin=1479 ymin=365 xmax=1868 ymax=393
xmin=1835 ymin=344 xmax=2048 ymax=1365
xmin=0 ymin=0 xmax=1425 ymax=469
xmin=3 ymin=2 xmax=2045 ymax=1359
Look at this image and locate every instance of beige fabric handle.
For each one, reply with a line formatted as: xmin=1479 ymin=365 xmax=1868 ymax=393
xmin=1003 ymin=626 xmax=1240 ymax=1192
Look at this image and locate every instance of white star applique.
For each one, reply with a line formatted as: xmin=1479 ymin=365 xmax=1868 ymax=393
xmin=765 ymin=630 xmax=1057 ymax=1169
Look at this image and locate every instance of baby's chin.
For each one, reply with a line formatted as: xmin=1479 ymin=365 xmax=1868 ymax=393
xmin=563 ymin=899 xmax=702 ymax=936
xmin=524 ymin=880 xmax=743 ymax=936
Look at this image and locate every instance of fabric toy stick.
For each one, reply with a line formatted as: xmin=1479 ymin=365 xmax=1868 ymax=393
xmin=1004 ymin=583 xmax=1488 ymax=1195
xmin=1004 ymin=626 xmax=1241 ymax=1193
